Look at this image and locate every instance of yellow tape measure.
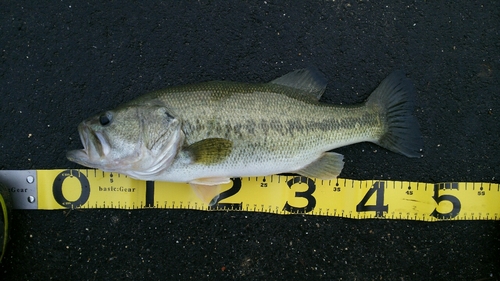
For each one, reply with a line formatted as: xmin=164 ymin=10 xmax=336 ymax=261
xmin=1 ymin=169 xmax=499 ymax=221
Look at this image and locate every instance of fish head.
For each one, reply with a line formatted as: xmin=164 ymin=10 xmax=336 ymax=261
xmin=67 ymin=105 xmax=184 ymax=179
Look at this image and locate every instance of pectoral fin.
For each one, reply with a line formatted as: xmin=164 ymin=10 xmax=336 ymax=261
xmin=186 ymin=138 xmax=233 ymax=165
xmin=296 ymin=152 xmax=344 ymax=180
xmin=189 ymin=177 xmax=231 ymax=206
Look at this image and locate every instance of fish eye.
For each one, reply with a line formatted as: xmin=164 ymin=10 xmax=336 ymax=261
xmin=99 ymin=112 xmax=113 ymax=126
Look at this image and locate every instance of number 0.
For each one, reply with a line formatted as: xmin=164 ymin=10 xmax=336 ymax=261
xmin=52 ymin=169 xmax=90 ymax=209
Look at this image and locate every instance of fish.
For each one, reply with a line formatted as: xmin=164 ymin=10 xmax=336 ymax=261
xmin=67 ymin=68 xmax=422 ymax=204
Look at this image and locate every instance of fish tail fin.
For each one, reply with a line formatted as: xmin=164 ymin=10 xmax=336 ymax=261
xmin=366 ymin=71 xmax=423 ymax=158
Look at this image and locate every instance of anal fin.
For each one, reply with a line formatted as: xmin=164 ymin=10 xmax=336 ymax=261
xmin=189 ymin=177 xmax=231 ymax=206
xmin=296 ymin=152 xmax=344 ymax=180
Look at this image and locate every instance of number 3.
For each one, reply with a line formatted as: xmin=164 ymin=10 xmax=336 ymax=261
xmin=282 ymin=176 xmax=316 ymax=213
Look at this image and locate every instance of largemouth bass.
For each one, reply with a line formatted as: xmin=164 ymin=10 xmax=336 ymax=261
xmin=67 ymin=68 xmax=422 ymax=202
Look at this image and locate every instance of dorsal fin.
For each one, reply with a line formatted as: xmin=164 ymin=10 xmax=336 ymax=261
xmin=269 ymin=67 xmax=327 ymax=100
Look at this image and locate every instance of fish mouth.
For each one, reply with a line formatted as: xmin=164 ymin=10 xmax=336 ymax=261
xmin=66 ymin=122 xmax=110 ymax=167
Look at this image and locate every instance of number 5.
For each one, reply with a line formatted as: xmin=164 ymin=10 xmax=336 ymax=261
xmin=430 ymin=183 xmax=461 ymax=219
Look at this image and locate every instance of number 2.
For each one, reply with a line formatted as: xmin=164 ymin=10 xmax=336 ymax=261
xmin=208 ymin=179 xmax=243 ymax=210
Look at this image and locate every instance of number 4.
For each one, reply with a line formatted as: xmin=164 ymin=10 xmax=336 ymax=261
xmin=356 ymin=181 xmax=388 ymax=217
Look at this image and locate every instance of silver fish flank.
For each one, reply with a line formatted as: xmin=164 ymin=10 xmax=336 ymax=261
xmin=67 ymin=68 xmax=422 ymax=193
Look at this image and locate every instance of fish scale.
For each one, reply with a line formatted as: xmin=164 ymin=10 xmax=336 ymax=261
xmin=67 ymin=68 xmax=422 ymax=202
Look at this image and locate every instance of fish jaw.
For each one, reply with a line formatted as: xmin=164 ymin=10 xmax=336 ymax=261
xmin=66 ymin=122 xmax=109 ymax=169
xmin=66 ymin=149 xmax=88 ymax=166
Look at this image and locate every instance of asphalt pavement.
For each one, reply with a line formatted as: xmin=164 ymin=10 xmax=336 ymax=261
xmin=1 ymin=1 xmax=499 ymax=280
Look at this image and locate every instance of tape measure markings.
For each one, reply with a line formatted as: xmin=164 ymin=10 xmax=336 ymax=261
xmin=0 ymin=169 xmax=499 ymax=221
